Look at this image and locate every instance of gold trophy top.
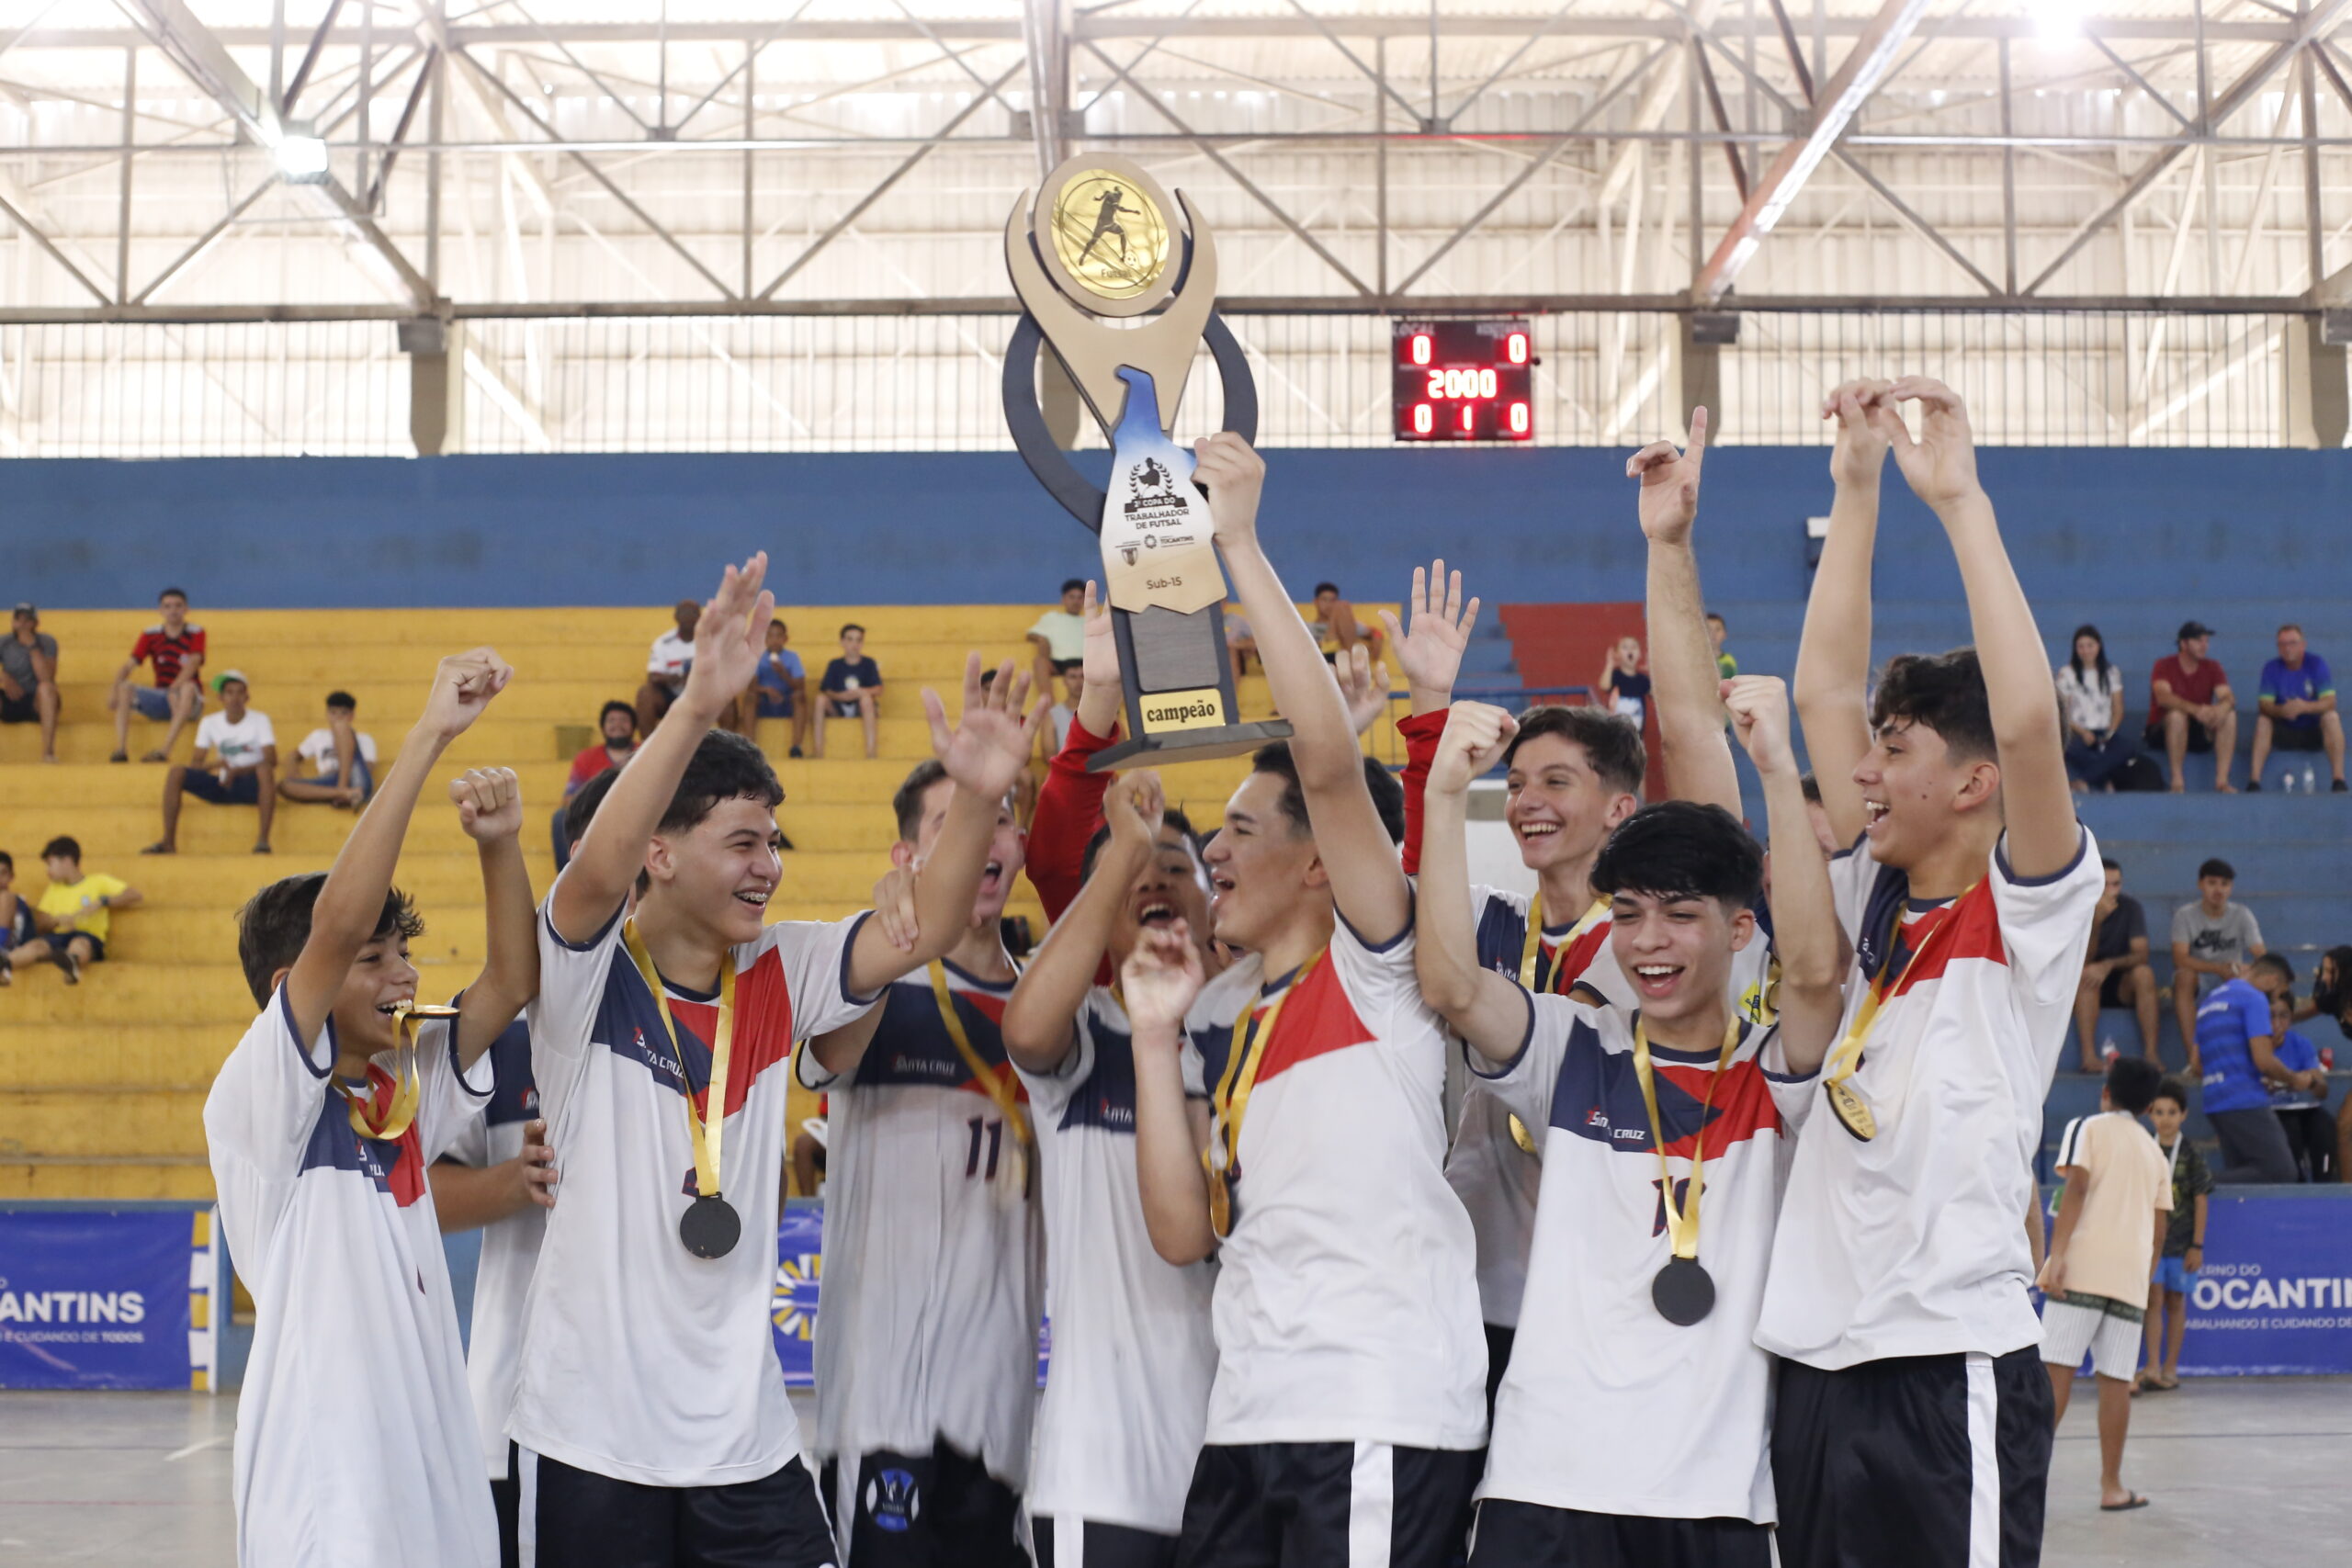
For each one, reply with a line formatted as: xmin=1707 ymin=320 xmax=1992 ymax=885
xmin=1035 ymin=159 xmax=1180 ymax=318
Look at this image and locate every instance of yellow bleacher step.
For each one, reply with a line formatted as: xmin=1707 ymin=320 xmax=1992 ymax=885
xmin=0 ymin=1160 xmax=215 ymax=1201
xmin=0 ymin=1089 xmax=209 ymax=1159
xmin=0 ymin=1025 xmax=234 ymax=1089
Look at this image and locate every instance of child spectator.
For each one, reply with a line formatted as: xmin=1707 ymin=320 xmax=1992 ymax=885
xmin=635 ymin=600 xmax=700 ymax=738
xmin=278 ymin=691 xmax=376 ymax=810
xmin=815 ymin=622 xmax=882 ymax=760
xmin=1308 ymin=581 xmax=1385 ymax=663
xmin=7 ymin=836 xmax=140 ymax=985
xmin=203 ymin=648 xmax=526 ymax=1567
xmin=2136 ymin=1075 xmax=2211 ymax=1393
xmin=0 ymin=850 xmax=34 ymax=985
xmin=2039 ymin=1055 xmax=2170 ymax=1513
xmin=2 ymin=604 xmax=60 ymax=762
xmin=2170 ymin=859 xmax=2265 ymax=1069
xmin=2267 ymin=990 xmax=2335 ymax=1181
xmin=107 ymin=585 xmax=206 ymax=763
xmin=144 ymin=671 xmax=277 ymax=855
xmin=1026 ymin=578 xmax=1087 ymax=696
xmin=1595 ymin=633 xmax=1651 ymax=725
xmin=743 ymin=618 xmax=810 ymax=756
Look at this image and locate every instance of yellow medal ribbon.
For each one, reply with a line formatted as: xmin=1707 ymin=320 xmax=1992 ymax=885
xmin=1518 ymin=892 xmax=1612 ymax=994
xmin=1818 ymin=885 xmax=1978 ymax=1142
xmin=930 ymin=961 xmax=1034 ymax=1193
xmin=338 ymin=1000 xmax=458 ymax=1142
xmin=1203 ymin=946 xmax=1327 ymax=1237
xmin=1629 ymin=1013 xmax=1745 ymax=1263
xmin=624 ymin=921 xmax=736 ymax=1201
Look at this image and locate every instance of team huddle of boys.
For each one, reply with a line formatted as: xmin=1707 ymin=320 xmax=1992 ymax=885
xmin=205 ymin=377 xmax=2102 ymax=1568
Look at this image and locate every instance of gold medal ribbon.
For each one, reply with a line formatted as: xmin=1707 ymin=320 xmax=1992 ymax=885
xmin=1203 ymin=947 xmax=1327 ymax=1235
xmin=1630 ymin=1013 xmax=1744 ymax=1263
xmin=1519 ymin=893 xmax=1612 ymax=995
xmin=1818 ymin=885 xmax=1978 ymax=1141
xmin=338 ymin=1000 xmax=459 ymax=1142
xmin=624 ymin=921 xmax=737 ymax=1202
xmin=929 ymin=961 xmax=1034 ymax=1188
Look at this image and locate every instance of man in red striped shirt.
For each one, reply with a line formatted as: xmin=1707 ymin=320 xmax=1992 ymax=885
xmin=108 ymin=586 xmax=206 ymax=762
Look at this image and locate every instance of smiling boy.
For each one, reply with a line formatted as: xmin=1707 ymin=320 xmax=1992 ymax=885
xmin=203 ymin=648 xmax=530 ymax=1568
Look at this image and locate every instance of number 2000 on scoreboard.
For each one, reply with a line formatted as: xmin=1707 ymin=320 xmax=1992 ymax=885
xmin=1393 ymin=319 xmax=1534 ymax=442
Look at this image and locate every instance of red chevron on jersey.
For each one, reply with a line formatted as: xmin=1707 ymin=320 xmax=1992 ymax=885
xmin=1552 ymin=918 xmax=1613 ymax=992
xmin=1249 ymin=956 xmax=1374 ymax=1086
xmin=1653 ymin=1056 xmax=1781 ymax=1161
xmin=660 ymin=942 xmax=801 ymax=1121
xmin=351 ymin=1064 xmax=428 ymax=1207
xmin=1886 ymin=881 xmax=2007 ymax=998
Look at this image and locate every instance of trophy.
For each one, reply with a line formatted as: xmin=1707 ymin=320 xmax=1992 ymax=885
xmin=1003 ymin=153 xmax=1292 ymax=770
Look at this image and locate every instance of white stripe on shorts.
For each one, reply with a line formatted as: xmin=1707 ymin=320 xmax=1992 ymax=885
xmin=1054 ymin=1515 xmax=1084 ymax=1568
xmin=2040 ymin=1296 xmax=2142 ymax=1380
xmin=1963 ymin=1353 xmax=1999 ymax=1568
xmin=516 ymin=1447 xmax=540 ymax=1568
xmin=1348 ymin=1440 xmax=1395 ymax=1568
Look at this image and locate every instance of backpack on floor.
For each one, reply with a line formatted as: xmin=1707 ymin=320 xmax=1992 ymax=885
xmin=2111 ymin=754 xmax=2166 ymax=793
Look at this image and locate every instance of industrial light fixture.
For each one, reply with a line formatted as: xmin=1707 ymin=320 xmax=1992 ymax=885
xmin=274 ymin=123 xmax=330 ymax=183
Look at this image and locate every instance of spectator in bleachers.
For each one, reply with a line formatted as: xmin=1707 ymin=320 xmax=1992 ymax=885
xmin=2 ymin=604 xmax=60 ymax=763
xmin=2147 ymin=619 xmax=2237 ymax=793
xmin=0 ymin=850 xmax=33 ymax=985
xmin=143 ymin=671 xmax=277 ymax=855
xmin=1707 ymin=611 xmax=1736 ymax=679
xmin=2314 ymin=945 xmax=2352 ymax=1180
xmin=2170 ymin=857 xmax=2265 ymax=1067
xmin=2056 ymin=624 xmax=2134 ymax=793
xmin=2136 ymin=1075 xmax=2210 ymax=1393
xmin=277 ymin=691 xmax=374 ymax=810
xmin=2194 ymin=963 xmax=2300 ymax=1183
xmin=107 ymin=585 xmax=205 ymax=764
xmin=740 ymin=617 xmax=809 ymax=756
xmin=634 ymin=599 xmax=699 ymax=739
xmin=2266 ymin=989 xmax=2335 ymax=1181
xmin=1595 ymin=633 xmax=1651 ymax=726
xmin=553 ymin=700 xmax=638 ymax=870
xmin=7 ymin=836 xmax=139 ymax=985
xmin=1224 ymin=604 xmax=1259 ymax=676
xmin=2249 ymin=622 xmax=2346 ymax=792
xmin=814 ymin=622 xmax=882 ymax=760
xmin=1025 ymin=578 xmax=1087 ymax=698
xmin=2075 ymin=857 xmax=2159 ymax=1071
xmin=1309 ymin=581 xmax=1386 ymax=664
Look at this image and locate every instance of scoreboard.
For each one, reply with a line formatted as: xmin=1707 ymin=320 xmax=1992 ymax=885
xmin=1393 ymin=319 xmax=1534 ymax=442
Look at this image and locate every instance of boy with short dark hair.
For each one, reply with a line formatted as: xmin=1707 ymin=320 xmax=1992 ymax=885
xmin=147 ymin=670 xmax=277 ymax=854
xmin=2196 ymin=961 xmax=2301 ymax=1183
xmin=279 ymin=690 xmax=377 ymax=809
xmin=743 ymin=618 xmax=809 ymax=755
xmin=2266 ymin=988 xmax=2335 ymax=1180
xmin=816 ymin=622 xmax=883 ymax=759
xmin=108 ymin=585 xmax=205 ymax=762
xmin=10 ymin=835 xmax=140 ymax=984
xmin=2137 ymin=1075 xmax=2211 ymax=1392
xmin=204 ymin=648 xmax=530 ymax=1567
xmin=2170 ymin=858 xmax=2266 ymax=1071
xmin=2039 ymin=1055 xmax=2170 ymax=1512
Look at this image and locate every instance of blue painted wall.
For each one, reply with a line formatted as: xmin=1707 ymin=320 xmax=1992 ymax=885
xmin=10 ymin=446 xmax=2351 ymax=611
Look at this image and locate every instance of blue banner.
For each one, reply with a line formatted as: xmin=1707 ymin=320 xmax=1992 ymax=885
xmin=0 ymin=1206 xmax=216 ymax=1391
xmin=2178 ymin=1190 xmax=2352 ymax=1376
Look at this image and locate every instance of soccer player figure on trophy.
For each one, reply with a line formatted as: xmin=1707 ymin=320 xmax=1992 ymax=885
xmin=1003 ymin=153 xmax=1289 ymax=769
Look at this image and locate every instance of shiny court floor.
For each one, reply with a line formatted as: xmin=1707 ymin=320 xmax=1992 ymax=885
xmin=1 ymin=1380 xmax=2345 ymax=1564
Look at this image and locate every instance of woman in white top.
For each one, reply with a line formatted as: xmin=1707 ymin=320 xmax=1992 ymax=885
xmin=2055 ymin=624 xmax=2136 ymax=791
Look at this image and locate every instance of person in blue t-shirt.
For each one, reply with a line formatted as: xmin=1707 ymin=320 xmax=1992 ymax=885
xmin=2196 ymin=972 xmax=2300 ymax=1182
xmin=740 ymin=617 xmax=810 ymax=758
xmin=2266 ymin=989 xmax=2336 ymax=1181
xmin=2250 ymin=623 xmax=2345 ymax=791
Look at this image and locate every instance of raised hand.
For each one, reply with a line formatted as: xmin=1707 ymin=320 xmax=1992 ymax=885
xmin=1080 ymin=580 xmax=1120 ymax=690
xmin=1192 ymin=432 xmax=1267 ymax=548
xmin=1431 ymin=701 xmax=1519 ymax=795
xmin=1376 ymin=559 xmax=1481 ymax=707
xmin=1105 ymin=769 xmax=1167 ymax=855
xmin=1822 ymin=379 xmax=1893 ymax=490
xmin=1336 ymin=645 xmax=1395 ymax=737
xmin=1629 ymin=408 xmax=1710 ymax=547
xmin=1122 ymin=920 xmax=1206 ymax=1034
xmin=419 ymin=647 xmax=514 ymax=743
xmin=449 ymin=766 xmax=526 ymax=842
xmin=1721 ymin=675 xmax=1796 ymax=775
xmin=680 ymin=553 xmax=776 ymax=721
xmin=925 ymin=654 xmax=1049 ymax=803
xmin=869 ymin=864 xmax=921 ymax=953
xmin=1867 ymin=377 xmax=1982 ymax=512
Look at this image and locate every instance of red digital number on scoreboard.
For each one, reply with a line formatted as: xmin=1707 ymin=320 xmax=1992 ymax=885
xmin=1394 ymin=320 xmax=1534 ymax=443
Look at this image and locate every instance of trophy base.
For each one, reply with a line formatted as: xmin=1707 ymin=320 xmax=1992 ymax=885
xmin=1087 ymin=720 xmax=1295 ymax=773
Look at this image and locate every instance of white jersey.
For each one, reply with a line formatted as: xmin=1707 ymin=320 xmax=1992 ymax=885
xmin=204 ymin=987 xmax=496 ymax=1568
xmin=436 ymin=1020 xmax=542 ymax=1481
xmin=1477 ymin=995 xmax=1807 ymax=1523
xmin=1445 ymin=884 xmax=1777 ymax=1329
xmin=511 ymin=894 xmax=878 ymax=1486
xmin=1013 ymin=971 xmax=1252 ymax=1533
xmin=1184 ymin=911 xmax=1487 ymax=1451
xmin=1758 ymin=828 xmax=2100 ymax=1370
xmin=797 ymin=957 xmax=1045 ymax=1486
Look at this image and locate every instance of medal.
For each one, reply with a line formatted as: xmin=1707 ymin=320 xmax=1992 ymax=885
xmin=1817 ymin=885 xmax=1977 ymax=1144
xmin=1629 ymin=1014 xmax=1744 ymax=1326
xmin=930 ymin=961 xmax=1034 ymax=1197
xmin=1203 ymin=948 xmax=1324 ymax=1239
xmin=338 ymin=1000 xmax=461 ymax=1142
xmin=1507 ymin=1113 xmax=1539 ymax=1156
xmin=623 ymin=922 xmax=741 ymax=1258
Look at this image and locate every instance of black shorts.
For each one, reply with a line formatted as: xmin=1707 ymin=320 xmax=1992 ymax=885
xmin=490 ymin=1440 xmax=521 ymax=1568
xmin=821 ymin=1442 xmax=1027 ymax=1568
xmin=1773 ymin=1347 xmax=2052 ymax=1568
xmin=2145 ymin=716 xmax=2216 ymax=752
xmin=518 ymin=1448 xmax=838 ymax=1568
xmin=2096 ymin=966 xmax=2142 ymax=1010
xmin=0 ymin=691 xmax=33 ymax=724
xmin=1178 ymin=1440 xmax=1481 ymax=1568
xmin=34 ymin=931 xmax=103 ymax=963
xmin=1035 ymin=1516 xmax=1179 ymax=1568
xmin=181 ymin=770 xmax=260 ymax=805
xmin=1466 ymin=1500 xmax=1770 ymax=1568
xmin=2269 ymin=721 xmax=2326 ymax=751
xmin=1482 ymin=1323 xmax=1516 ymax=1420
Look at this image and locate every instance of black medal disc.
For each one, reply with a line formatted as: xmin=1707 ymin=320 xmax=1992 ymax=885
xmin=1652 ymin=1256 xmax=1716 ymax=1325
xmin=679 ymin=1194 xmax=741 ymax=1259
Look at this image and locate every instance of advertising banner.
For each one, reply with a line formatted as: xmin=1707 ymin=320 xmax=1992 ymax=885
xmin=0 ymin=1204 xmax=219 ymax=1391
xmin=2178 ymin=1190 xmax=2352 ymax=1376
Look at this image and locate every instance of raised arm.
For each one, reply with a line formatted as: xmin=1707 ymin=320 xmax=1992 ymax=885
xmin=283 ymin=649 xmax=512 ymax=1046
xmin=1416 ymin=703 xmax=1537 ymax=1062
xmin=448 ymin=767 xmax=538 ymax=1068
xmin=1793 ymin=381 xmax=1892 ymax=850
xmin=1724 ymin=676 xmax=1842 ymax=1073
xmin=1125 ymin=923 xmax=1217 ymax=1265
xmin=1002 ymin=772 xmax=1164 ymax=1074
xmin=1634 ymin=407 xmax=1739 ymax=815
xmin=1869 ymin=378 xmax=2075 ymax=879
xmin=1197 ymin=432 xmax=1408 ymax=944
xmin=551 ymin=556 xmax=772 ymax=944
xmin=1376 ymin=559 xmax=1480 ymax=719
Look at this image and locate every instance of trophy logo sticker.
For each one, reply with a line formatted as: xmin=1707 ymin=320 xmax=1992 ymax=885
xmin=1048 ymin=173 xmax=1171 ymax=302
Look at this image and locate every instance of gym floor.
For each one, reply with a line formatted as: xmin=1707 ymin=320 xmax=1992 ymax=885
xmin=0 ymin=1380 xmax=2340 ymax=1564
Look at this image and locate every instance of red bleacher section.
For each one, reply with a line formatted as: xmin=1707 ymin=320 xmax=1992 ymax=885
xmin=1497 ymin=602 xmax=1666 ymax=799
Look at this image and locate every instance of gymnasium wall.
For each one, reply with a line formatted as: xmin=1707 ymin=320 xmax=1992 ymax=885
xmin=10 ymin=446 xmax=2350 ymax=611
